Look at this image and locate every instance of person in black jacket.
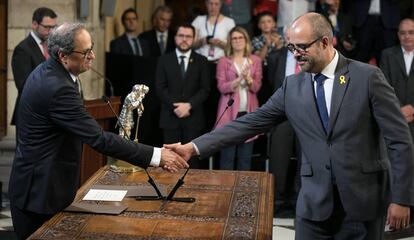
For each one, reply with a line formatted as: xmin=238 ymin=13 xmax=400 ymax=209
xmin=156 ymin=24 xmax=210 ymax=169
xmin=8 ymin=23 xmax=188 ymax=240
xmin=11 ymin=7 xmax=57 ymax=125
xmin=139 ymin=5 xmax=175 ymax=57
xmin=110 ymin=8 xmax=150 ymax=56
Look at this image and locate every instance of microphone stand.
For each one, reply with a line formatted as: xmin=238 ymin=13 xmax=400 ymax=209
xmin=102 ymin=96 xmax=195 ymax=203
xmin=136 ymin=168 xmax=195 ymax=203
xmin=91 ymin=67 xmax=114 ymax=97
xmin=213 ymin=98 xmax=234 ymax=129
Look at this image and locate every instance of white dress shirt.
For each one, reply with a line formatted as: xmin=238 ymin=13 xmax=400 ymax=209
xmin=312 ymin=50 xmax=339 ymax=116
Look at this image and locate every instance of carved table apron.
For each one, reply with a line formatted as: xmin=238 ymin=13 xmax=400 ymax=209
xmin=29 ymin=166 xmax=274 ymax=239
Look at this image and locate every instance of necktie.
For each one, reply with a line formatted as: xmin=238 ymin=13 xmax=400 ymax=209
xmin=159 ymin=33 xmax=165 ymax=54
xmin=179 ymin=56 xmax=186 ymax=79
xmin=294 ymin=62 xmax=300 ymax=74
xmin=314 ymin=73 xmax=329 ymax=131
xmin=132 ymin=38 xmax=142 ymax=56
xmin=41 ymin=41 xmax=49 ymax=59
xmin=75 ymin=78 xmax=84 ymax=99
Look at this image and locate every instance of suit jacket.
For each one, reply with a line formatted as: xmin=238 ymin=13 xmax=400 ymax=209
xmin=139 ymin=29 xmax=175 ymax=57
xmin=215 ymin=55 xmax=262 ymax=129
xmin=267 ymin=47 xmax=289 ymax=92
xmin=380 ymin=45 xmax=414 ymax=136
xmin=156 ymin=50 xmax=210 ymax=130
xmin=109 ymin=33 xmax=150 ymax=57
xmin=193 ymin=54 xmax=414 ymax=221
xmin=9 ymin=58 xmax=154 ymax=214
xmin=11 ymin=34 xmax=46 ymax=124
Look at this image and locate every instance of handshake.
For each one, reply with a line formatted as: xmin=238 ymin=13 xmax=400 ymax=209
xmin=158 ymin=142 xmax=197 ymax=172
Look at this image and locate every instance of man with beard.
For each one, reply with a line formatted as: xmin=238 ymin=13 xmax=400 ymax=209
xmin=9 ymin=23 xmax=188 ymax=240
xmin=156 ymin=24 xmax=210 ymax=169
xmin=166 ymin=12 xmax=414 ymax=239
xmin=11 ymin=7 xmax=57 ymax=126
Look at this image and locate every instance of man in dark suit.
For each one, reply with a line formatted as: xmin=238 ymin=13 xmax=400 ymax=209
xmin=380 ymin=18 xmax=414 ymax=138
xmin=138 ymin=5 xmax=175 ymax=57
xmin=167 ymin=13 xmax=414 ymax=239
xmin=110 ymin=8 xmax=149 ymax=57
xmin=156 ymin=24 xmax=210 ymax=169
xmin=11 ymin=7 xmax=57 ymax=125
xmin=380 ymin=16 xmax=414 ymax=228
xmin=267 ymin=46 xmax=300 ymax=214
xmin=350 ymin=0 xmax=400 ymax=63
xmin=8 ymin=23 xmax=188 ymax=240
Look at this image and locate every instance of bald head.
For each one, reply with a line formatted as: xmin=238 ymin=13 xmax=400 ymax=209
xmin=287 ymin=12 xmax=336 ymax=73
xmin=291 ymin=12 xmax=334 ymax=43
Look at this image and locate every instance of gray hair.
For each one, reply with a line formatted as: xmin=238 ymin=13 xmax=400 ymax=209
xmin=48 ymin=23 xmax=87 ymax=59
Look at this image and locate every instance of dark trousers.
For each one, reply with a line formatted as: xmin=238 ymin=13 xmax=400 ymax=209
xmin=163 ymin=127 xmax=206 ymax=169
xmin=295 ymin=187 xmax=386 ymax=240
xmin=10 ymin=204 xmax=54 ymax=240
xmin=269 ymin=121 xmax=298 ymax=207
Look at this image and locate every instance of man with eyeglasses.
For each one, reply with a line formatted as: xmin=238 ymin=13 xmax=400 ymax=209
xmin=11 ymin=7 xmax=57 ymax=126
xmin=166 ymin=12 xmax=414 ymax=239
xmin=8 ymin=23 xmax=188 ymax=240
xmin=380 ymin=17 xmax=414 ymax=227
xmin=156 ymin=23 xmax=210 ymax=169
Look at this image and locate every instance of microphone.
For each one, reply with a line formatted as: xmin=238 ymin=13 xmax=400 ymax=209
xmin=166 ymin=168 xmax=195 ymax=202
xmin=101 ymin=95 xmax=129 ymax=140
xmin=213 ymin=97 xmax=234 ymax=129
xmin=91 ymin=67 xmax=114 ymax=96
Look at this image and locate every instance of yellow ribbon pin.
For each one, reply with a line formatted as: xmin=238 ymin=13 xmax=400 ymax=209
xmin=339 ymin=75 xmax=346 ymax=85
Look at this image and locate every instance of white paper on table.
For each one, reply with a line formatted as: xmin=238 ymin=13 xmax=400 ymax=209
xmin=83 ymin=189 xmax=128 ymax=202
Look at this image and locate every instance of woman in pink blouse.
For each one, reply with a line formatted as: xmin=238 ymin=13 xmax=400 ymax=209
xmin=215 ymin=26 xmax=262 ymax=170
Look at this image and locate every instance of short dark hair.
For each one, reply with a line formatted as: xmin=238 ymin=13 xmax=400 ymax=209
xmin=256 ymin=11 xmax=275 ymax=23
xmin=121 ymin=8 xmax=137 ymax=26
xmin=175 ymin=23 xmax=195 ymax=37
xmin=32 ymin=7 xmax=57 ymax=24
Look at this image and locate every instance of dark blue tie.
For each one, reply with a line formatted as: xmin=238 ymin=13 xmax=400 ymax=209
xmin=314 ymin=73 xmax=329 ymax=131
xmin=179 ymin=56 xmax=186 ymax=79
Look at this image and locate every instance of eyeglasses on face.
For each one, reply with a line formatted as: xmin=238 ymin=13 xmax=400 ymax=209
xmin=176 ymin=34 xmax=193 ymax=39
xmin=398 ymin=30 xmax=414 ymax=36
xmin=231 ymin=36 xmax=245 ymax=41
xmin=287 ymin=37 xmax=322 ymax=54
xmin=39 ymin=23 xmax=57 ymax=30
xmin=71 ymin=42 xmax=94 ymax=58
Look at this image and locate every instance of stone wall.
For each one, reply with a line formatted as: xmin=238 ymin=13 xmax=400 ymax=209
xmin=6 ymin=0 xmax=105 ymax=139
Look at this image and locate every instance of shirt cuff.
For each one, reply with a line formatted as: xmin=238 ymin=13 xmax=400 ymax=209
xmin=192 ymin=142 xmax=200 ymax=155
xmin=150 ymin=147 xmax=161 ymax=167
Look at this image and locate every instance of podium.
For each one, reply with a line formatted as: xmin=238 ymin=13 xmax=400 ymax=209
xmin=80 ymin=96 xmax=121 ymax=185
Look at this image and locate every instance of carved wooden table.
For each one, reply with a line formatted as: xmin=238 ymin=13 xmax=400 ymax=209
xmin=29 ymin=166 xmax=274 ymax=239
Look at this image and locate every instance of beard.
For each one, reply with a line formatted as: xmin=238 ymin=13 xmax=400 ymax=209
xmin=177 ymin=43 xmax=191 ymax=53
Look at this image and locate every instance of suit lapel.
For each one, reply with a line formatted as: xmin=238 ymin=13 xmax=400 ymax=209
xmin=185 ymin=52 xmax=195 ymax=82
xmin=28 ymin=34 xmax=46 ymax=63
xmin=394 ymin=47 xmax=408 ymax=76
xmin=327 ymin=54 xmax=350 ymax=136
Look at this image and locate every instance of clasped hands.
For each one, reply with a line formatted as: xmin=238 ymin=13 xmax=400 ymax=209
xmin=159 ymin=142 xmax=195 ymax=172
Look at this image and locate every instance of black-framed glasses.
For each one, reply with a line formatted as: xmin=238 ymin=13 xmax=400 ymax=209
xmin=287 ymin=37 xmax=322 ymax=54
xmin=39 ymin=23 xmax=57 ymax=30
xmin=71 ymin=42 xmax=94 ymax=58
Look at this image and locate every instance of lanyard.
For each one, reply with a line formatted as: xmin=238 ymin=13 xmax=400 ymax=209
xmin=205 ymin=15 xmax=219 ymax=37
